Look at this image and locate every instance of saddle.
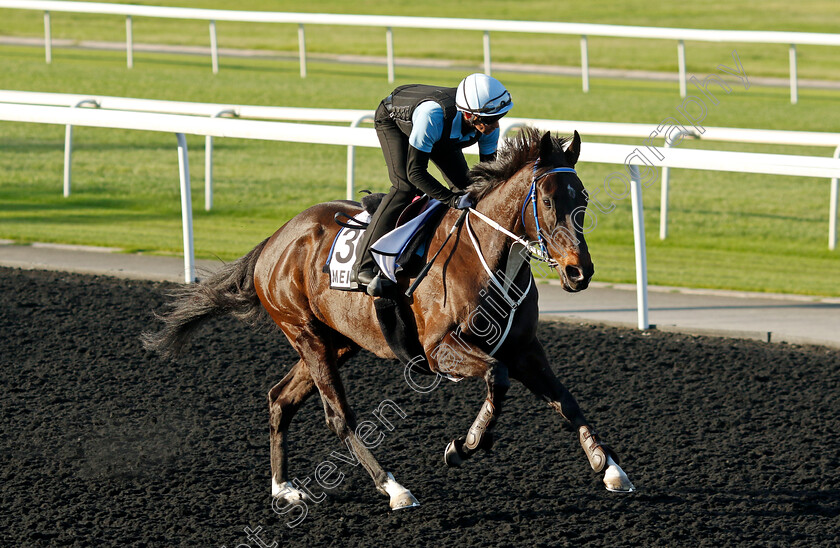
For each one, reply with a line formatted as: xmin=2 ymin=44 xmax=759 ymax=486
xmin=371 ymin=196 xmax=447 ymax=283
xmin=325 ymin=194 xmax=448 ymax=291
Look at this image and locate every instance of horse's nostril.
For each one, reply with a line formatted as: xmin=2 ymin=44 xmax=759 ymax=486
xmin=565 ymin=265 xmax=584 ymax=282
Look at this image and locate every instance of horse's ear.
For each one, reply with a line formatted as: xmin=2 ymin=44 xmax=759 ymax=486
xmin=565 ymin=130 xmax=581 ymax=166
xmin=539 ymin=131 xmax=554 ymax=160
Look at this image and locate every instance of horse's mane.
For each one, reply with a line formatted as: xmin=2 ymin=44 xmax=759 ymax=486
xmin=467 ymin=126 xmax=570 ymax=201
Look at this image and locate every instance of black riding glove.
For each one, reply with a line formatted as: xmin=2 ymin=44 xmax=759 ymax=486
xmin=448 ymin=192 xmax=475 ymax=209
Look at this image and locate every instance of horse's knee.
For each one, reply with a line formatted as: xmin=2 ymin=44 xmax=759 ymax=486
xmin=487 ymin=364 xmax=510 ymax=404
xmin=325 ymin=413 xmax=348 ymax=436
xmin=269 ymin=395 xmax=303 ymax=433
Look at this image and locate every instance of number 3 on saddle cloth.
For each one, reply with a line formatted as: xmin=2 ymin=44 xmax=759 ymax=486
xmin=324 ymin=195 xmax=448 ymax=291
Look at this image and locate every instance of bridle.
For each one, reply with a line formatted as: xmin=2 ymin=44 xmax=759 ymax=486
xmin=520 ymin=161 xmax=577 ymax=267
xmin=465 ymin=159 xmax=577 ymax=281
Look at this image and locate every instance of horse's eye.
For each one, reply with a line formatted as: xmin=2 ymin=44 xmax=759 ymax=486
xmin=568 ymin=186 xmax=576 ymax=200
xmin=542 ymin=198 xmax=552 ymax=207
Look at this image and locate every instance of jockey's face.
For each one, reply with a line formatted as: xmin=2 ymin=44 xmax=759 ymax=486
xmin=464 ymin=112 xmax=500 ymax=136
xmin=473 ymin=119 xmax=500 ymax=135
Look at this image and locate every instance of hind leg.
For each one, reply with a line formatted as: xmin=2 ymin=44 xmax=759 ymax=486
xmin=269 ymin=360 xmax=317 ymax=501
xmin=269 ymin=343 xmax=362 ymax=502
xmin=511 ymin=342 xmax=635 ymax=493
xmin=296 ymin=327 xmax=419 ymax=510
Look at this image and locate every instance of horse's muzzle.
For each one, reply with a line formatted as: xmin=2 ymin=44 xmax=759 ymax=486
xmin=561 ymin=263 xmax=594 ymax=292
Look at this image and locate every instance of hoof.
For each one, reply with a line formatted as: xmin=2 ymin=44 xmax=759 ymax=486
xmin=603 ymin=458 xmax=636 ymax=493
xmin=390 ymin=491 xmax=421 ymax=510
xmin=272 ymin=478 xmax=310 ymax=502
xmin=380 ymin=472 xmax=421 ymax=511
xmin=444 ymin=439 xmax=466 ymax=467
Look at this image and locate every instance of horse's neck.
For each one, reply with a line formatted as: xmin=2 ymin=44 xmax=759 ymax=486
xmin=467 ymin=168 xmax=531 ymax=274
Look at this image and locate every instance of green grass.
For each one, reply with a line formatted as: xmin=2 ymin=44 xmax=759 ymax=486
xmin=1 ymin=0 xmax=840 ymax=80
xmin=0 ymin=3 xmax=839 ymax=297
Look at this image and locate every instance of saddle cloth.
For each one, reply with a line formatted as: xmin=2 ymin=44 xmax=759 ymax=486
xmin=370 ymin=198 xmax=446 ymax=283
xmin=325 ymin=210 xmax=371 ymax=290
xmin=325 ymin=197 xmax=446 ymax=291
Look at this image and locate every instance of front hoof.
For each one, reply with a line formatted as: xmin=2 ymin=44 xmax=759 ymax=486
xmin=390 ymin=491 xmax=421 ymax=510
xmin=603 ymin=464 xmax=636 ymax=493
xmin=272 ymin=479 xmax=311 ymax=502
xmin=380 ymin=472 xmax=420 ymax=510
xmin=444 ymin=439 xmax=466 ymax=467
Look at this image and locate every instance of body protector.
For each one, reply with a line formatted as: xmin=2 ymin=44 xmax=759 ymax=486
xmin=383 ymin=84 xmax=481 ymax=151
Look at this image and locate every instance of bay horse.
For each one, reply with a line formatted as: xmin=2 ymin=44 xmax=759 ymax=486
xmin=143 ymin=127 xmax=635 ymax=512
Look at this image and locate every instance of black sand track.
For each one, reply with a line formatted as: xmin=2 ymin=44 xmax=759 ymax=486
xmin=1 ymin=266 xmax=839 ymax=547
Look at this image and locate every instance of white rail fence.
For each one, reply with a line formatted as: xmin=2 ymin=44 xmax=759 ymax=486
xmin=3 ymin=102 xmax=840 ymax=329
xmin=1 ymin=90 xmax=837 ymax=250
xmin=0 ymin=91 xmax=370 ymax=209
xmin=3 ymin=1 xmax=840 ymax=103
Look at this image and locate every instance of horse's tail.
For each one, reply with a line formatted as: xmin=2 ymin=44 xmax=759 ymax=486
xmin=141 ymin=237 xmax=270 ymax=359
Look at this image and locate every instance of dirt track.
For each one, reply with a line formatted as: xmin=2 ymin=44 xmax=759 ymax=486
xmin=1 ymin=267 xmax=838 ymax=547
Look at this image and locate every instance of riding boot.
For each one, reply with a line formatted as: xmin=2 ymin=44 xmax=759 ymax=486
xmin=352 ymin=186 xmax=415 ymax=285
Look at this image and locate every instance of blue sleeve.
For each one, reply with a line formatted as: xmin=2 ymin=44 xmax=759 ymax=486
xmin=408 ymin=101 xmax=445 ymax=153
xmin=477 ymin=127 xmax=500 ymax=155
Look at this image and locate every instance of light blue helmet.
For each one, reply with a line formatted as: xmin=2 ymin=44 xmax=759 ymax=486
xmin=455 ymin=73 xmax=513 ymax=118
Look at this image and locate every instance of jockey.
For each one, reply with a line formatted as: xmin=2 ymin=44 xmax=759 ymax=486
xmin=352 ymin=73 xmax=514 ymax=291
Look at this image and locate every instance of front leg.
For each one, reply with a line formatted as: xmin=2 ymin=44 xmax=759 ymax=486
xmin=511 ymin=342 xmax=635 ymax=493
xmin=444 ymin=362 xmax=509 ymax=467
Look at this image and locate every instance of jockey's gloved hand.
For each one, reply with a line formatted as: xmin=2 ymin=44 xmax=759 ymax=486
xmin=449 ymin=192 xmax=475 ymax=210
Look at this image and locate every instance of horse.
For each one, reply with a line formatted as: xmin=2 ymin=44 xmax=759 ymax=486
xmin=142 ymin=127 xmax=635 ymax=513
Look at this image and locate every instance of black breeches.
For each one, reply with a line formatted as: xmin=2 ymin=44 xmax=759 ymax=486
xmin=375 ymin=102 xmax=416 ymax=194
xmin=355 ymin=185 xmax=417 ymax=272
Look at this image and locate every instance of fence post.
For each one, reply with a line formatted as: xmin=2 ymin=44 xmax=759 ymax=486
xmin=210 ymin=20 xmax=219 ymax=74
xmin=204 ymin=109 xmax=237 ymax=211
xmin=830 ymin=144 xmax=839 ymax=250
xmin=659 ymin=129 xmax=696 ymax=239
xmin=386 ymin=27 xmax=395 ymax=83
xmin=580 ymin=35 xmax=589 ymax=93
xmin=677 ymin=40 xmax=686 ymax=98
xmin=63 ymin=125 xmax=73 ymax=197
xmin=298 ymin=24 xmax=307 ymax=78
xmin=483 ymin=31 xmax=491 ymax=76
xmin=629 ymin=165 xmax=650 ymax=330
xmin=44 ymin=11 xmax=51 ymax=64
xmin=205 ymin=132 xmax=213 ymax=210
xmin=346 ymin=114 xmax=375 ymax=200
xmin=63 ymin=99 xmax=99 ymax=197
xmin=659 ymin=140 xmax=673 ymax=240
xmin=126 ymin=16 xmax=133 ymax=68
xmin=789 ymin=44 xmax=798 ymax=105
xmin=176 ymin=133 xmax=196 ymax=283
